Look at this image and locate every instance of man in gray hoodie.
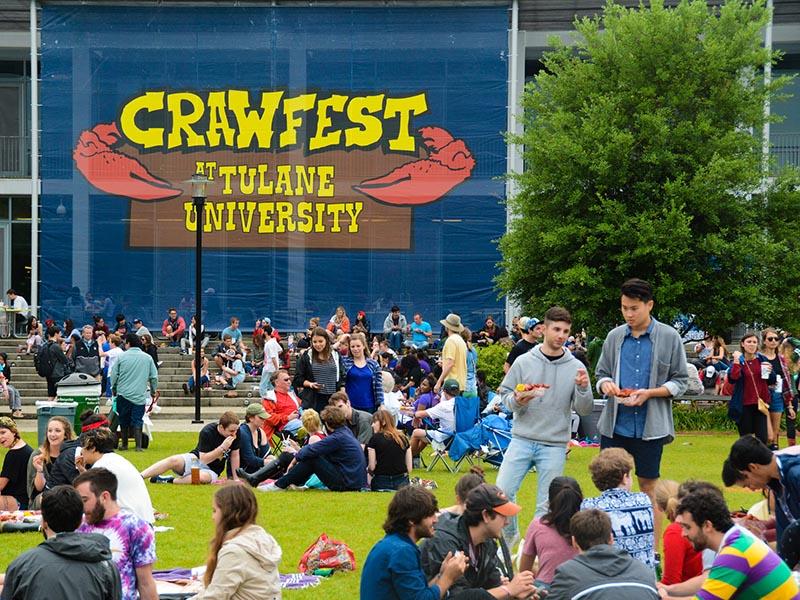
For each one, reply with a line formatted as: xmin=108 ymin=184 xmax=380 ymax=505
xmin=496 ymin=306 xmax=594 ymax=545
xmin=1 ymin=485 xmax=121 ymax=600
xmin=548 ymin=509 xmax=658 ymax=600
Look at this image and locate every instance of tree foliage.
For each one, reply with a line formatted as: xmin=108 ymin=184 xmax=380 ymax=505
xmin=498 ymin=0 xmax=800 ymax=336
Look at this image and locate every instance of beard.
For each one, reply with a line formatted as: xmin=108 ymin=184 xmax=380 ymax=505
xmin=413 ymin=520 xmax=435 ymax=540
xmin=689 ymin=532 xmax=707 ymax=552
xmin=86 ymin=502 xmax=106 ymax=525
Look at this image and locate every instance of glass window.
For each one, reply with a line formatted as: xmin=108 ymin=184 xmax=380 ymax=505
xmin=11 ymin=196 xmax=30 ymax=220
xmin=0 ymin=197 xmax=9 ymax=221
xmin=11 ymin=222 xmax=31 ymax=301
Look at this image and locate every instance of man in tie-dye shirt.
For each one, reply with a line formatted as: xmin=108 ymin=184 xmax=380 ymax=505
xmin=75 ymin=467 xmax=158 ymax=600
xmin=664 ymin=488 xmax=798 ymax=600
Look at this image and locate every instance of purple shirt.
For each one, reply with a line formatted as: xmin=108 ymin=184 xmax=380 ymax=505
xmin=413 ymin=391 xmax=439 ymax=412
xmin=79 ymin=511 xmax=156 ymax=600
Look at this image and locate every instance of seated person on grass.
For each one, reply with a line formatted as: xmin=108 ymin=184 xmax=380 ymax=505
xmin=328 ymin=390 xmax=373 ymax=445
xmin=260 ymin=405 xmax=366 ymax=492
xmin=237 ymin=403 xmax=272 ymax=475
xmin=140 ymin=411 xmax=241 ymax=484
xmin=580 ymin=448 xmax=656 ymax=571
xmin=409 ymin=378 xmax=459 ymax=459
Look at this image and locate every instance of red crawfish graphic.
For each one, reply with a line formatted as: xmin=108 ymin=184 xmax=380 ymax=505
xmin=352 ymin=126 xmax=475 ymax=206
xmin=73 ymin=122 xmax=182 ymax=201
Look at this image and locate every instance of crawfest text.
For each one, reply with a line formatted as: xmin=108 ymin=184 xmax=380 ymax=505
xmin=184 ymin=160 xmax=363 ymax=234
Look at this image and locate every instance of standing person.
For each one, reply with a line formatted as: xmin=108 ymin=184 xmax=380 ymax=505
xmin=461 ymin=328 xmax=479 ymax=398
xmin=41 ymin=325 xmax=70 ymax=400
xmin=760 ymin=328 xmax=795 ymax=449
xmin=661 ymin=489 xmax=799 ymax=600
xmin=74 ymin=468 xmax=158 ymax=600
xmin=258 ymin=324 xmax=283 ymax=396
xmin=367 ymin=409 xmax=412 ymax=491
xmin=420 ymin=484 xmax=537 ymax=598
xmin=293 ymin=326 xmax=344 ymax=413
xmin=495 ymin=306 xmax=593 ymax=546
xmin=342 ymin=332 xmax=384 ymax=413
xmin=74 ymin=324 xmax=101 ymax=378
xmin=0 ymin=417 xmax=33 ymax=510
xmin=405 ymin=313 xmax=433 ymax=350
xmin=503 ymin=317 xmax=539 ymax=373
xmin=727 ymin=332 xmax=775 ymax=445
xmin=140 ymin=411 xmax=241 ymax=484
xmin=654 ymin=479 xmax=702 ymax=586
xmin=361 ymin=484 xmax=468 ymax=599
xmin=594 ymin=278 xmax=688 ymax=519
xmin=194 ymin=484 xmax=282 ymax=600
xmin=780 ymin=337 xmax=800 ymax=446
xmin=0 ymin=485 xmax=121 ymax=600
xmin=434 ymin=313 xmax=468 ymax=394
xmin=383 ymin=305 xmax=407 ymax=353
xmin=77 ymin=428 xmax=155 ymax=524
xmin=520 ymin=476 xmax=583 ymax=592
xmin=111 ymin=333 xmax=158 ymax=452
xmin=161 ymin=307 xmax=186 ymax=347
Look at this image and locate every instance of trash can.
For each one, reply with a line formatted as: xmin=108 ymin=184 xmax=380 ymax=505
xmin=35 ymin=400 xmax=78 ymax=446
xmin=579 ymin=399 xmax=607 ymax=440
xmin=56 ymin=373 xmax=102 ymax=433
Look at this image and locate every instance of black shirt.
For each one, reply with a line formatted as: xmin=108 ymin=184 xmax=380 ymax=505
xmin=192 ymin=422 xmax=241 ymax=475
xmin=505 ymin=339 xmax=536 ymax=367
xmin=366 ymin=432 xmax=408 ymax=476
xmin=1 ymin=443 xmax=33 ymax=506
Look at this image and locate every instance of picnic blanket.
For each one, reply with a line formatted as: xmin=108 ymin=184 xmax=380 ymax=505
xmin=0 ymin=510 xmax=41 ymax=533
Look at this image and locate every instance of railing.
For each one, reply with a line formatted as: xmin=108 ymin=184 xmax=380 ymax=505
xmin=770 ymin=132 xmax=800 ymax=170
xmin=0 ymin=136 xmax=30 ymax=177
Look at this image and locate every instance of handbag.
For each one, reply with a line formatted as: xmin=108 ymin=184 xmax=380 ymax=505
xmin=298 ymin=533 xmax=356 ymax=573
xmin=744 ymin=360 xmax=770 ymax=416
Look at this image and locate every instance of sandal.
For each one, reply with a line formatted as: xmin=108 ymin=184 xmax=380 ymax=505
xmin=12 ymin=410 xmax=24 ymax=419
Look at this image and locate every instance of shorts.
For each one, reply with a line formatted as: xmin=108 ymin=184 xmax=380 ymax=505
xmin=427 ymin=430 xmax=454 ymax=444
xmin=770 ymin=390 xmax=784 ymax=413
xmin=177 ymin=453 xmax=219 ymax=482
xmin=600 ymin=434 xmax=665 ymax=480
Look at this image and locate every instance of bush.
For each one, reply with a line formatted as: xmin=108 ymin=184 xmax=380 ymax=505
xmin=477 ymin=343 xmax=510 ymax=389
xmin=672 ymin=403 xmax=737 ymax=433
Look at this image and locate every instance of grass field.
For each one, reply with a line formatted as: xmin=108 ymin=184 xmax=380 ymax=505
xmin=0 ymin=431 xmax=759 ymax=598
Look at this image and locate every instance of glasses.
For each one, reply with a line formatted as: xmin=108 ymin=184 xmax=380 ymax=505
xmin=766 ymin=337 xmax=779 ymax=342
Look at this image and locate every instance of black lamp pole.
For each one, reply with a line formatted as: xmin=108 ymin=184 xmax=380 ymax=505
xmin=190 ymin=175 xmax=209 ymax=424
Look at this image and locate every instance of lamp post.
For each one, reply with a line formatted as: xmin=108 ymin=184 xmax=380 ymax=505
xmin=189 ymin=174 xmax=210 ymax=424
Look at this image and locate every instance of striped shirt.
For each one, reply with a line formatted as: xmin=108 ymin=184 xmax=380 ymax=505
xmin=696 ymin=525 xmax=799 ymax=600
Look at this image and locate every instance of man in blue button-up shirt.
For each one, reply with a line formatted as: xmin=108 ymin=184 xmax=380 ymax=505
xmin=595 ymin=279 xmax=688 ymax=526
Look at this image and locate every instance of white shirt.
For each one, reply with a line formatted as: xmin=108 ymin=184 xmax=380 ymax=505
xmin=427 ymin=394 xmax=456 ymax=433
xmin=104 ymin=346 xmax=124 ymax=371
xmin=93 ymin=452 xmax=155 ymax=524
xmin=263 ymin=337 xmax=282 ymax=373
xmin=11 ymin=296 xmax=29 ymax=318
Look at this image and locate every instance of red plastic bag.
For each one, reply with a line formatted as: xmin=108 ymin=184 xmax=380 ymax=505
xmin=298 ymin=533 xmax=356 ymax=573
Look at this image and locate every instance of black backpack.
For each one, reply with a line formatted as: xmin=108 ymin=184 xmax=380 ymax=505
xmin=34 ymin=341 xmax=55 ymax=377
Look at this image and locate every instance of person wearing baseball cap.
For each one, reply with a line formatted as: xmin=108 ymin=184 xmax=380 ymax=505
xmin=421 ymin=484 xmax=537 ymax=598
xmin=434 ymin=313 xmax=468 ymax=395
xmin=409 ymin=378 xmax=460 ymax=461
xmin=504 ymin=316 xmax=541 ymax=374
xmin=131 ymin=318 xmax=151 ymax=339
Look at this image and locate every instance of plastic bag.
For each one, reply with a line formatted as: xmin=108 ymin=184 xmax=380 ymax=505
xmin=298 ymin=533 xmax=356 ymax=573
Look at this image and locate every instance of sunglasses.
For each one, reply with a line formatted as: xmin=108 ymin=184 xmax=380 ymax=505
xmin=766 ymin=337 xmax=779 ymax=342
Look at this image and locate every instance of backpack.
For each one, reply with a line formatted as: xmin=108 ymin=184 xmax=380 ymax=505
xmin=34 ymin=341 xmax=55 ymax=377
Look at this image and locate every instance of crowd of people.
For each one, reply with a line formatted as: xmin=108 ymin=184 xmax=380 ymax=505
xmin=3 ymin=277 xmax=800 ymax=598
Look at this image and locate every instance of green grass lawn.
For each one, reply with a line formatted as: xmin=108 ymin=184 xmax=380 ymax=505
xmin=0 ymin=431 xmax=759 ymax=598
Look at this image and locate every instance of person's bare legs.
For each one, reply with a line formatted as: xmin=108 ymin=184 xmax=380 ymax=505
xmin=770 ymin=411 xmax=782 ymax=448
xmin=140 ymin=455 xmax=186 ymax=479
xmin=638 ymin=475 xmax=662 ymax=553
xmin=410 ymin=429 xmax=429 ymax=456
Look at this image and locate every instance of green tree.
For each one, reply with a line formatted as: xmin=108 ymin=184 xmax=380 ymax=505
xmin=498 ymin=0 xmax=800 ymax=336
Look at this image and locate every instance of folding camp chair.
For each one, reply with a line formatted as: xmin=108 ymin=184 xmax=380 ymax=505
xmin=426 ymin=394 xmax=480 ymax=472
xmin=479 ymin=416 xmax=513 ymax=468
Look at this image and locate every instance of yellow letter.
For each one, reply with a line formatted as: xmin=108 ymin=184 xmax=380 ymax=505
xmin=256 ymin=163 xmax=273 ymax=195
xmin=228 ymin=90 xmax=284 ymax=150
xmin=119 ymin=92 xmax=165 ymax=149
xmin=317 ymin=166 xmax=335 ymax=197
xmin=296 ymin=202 xmax=314 ymax=233
xmin=183 ymin=202 xmax=197 ymax=232
xmin=218 ymin=166 xmax=237 ymax=195
xmin=294 ymin=166 xmax=316 ymax=196
xmin=384 ymin=93 xmax=428 ymax=152
xmin=205 ymin=202 xmax=224 ymax=232
xmin=274 ymin=165 xmax=295 ymax=197
xmin=327 ymin=203 xmax=346 ymax=233
xmin=309 ymin=94 xmax=347 ymax=151
xmin=279 ymin=93 xmax=316 ymax=149
xmin=345 ymin=202 xmax=363 ymax=233
xmin=196 ymin=161 xmax=217 ymax=180
xmin=258 ymin=202 xmax=275 ymax=234
xmin=344 ymin=94 xmax=384 ymax=148
xmin=206 ymin=91 xmax=235 ymax=147
xmin=238 ymin=202 xmax=257 ymax=233
xmin=275 ymin=202 xmax=296 ymax=233
xmin=237 ymin=165 xmax=257 ymax=196
xmin=167 ymin=93 xmax=206 ymax=149
xmin=225 ymin=201 xmax=237 ymax=231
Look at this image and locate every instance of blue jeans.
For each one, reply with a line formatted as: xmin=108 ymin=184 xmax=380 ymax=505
xmin=404 ymin=340 xmax=429 ymax=350
xmin=495 ymin=437 xmax=567 ymax=540
xmin=275 ymin=456 xmax=353 ymax=491
xmin=371 ymin=473 xmax=410 ymax=491
xmin=116 ymin=395 xmax=146 ymax=428
xmin=259 ymin=370 xmax=275 ymax=398
xmin=188 ymin=375 xmax=209 ymax=391
xmin=388 ymin=331 xmax=403 ymax=353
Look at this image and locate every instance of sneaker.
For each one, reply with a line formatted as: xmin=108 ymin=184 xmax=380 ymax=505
xmin=11 ymin=410 xmax=23 ymax=419
xmin=157 ymin=361 xmax=163 ymax=368
xmin=258 ymin=482 xmax=284 ymax=492
xmin=149 ymin=475 xmax=174 ymax=484
xmin=182 ymin=383 xmax=189 ymax=395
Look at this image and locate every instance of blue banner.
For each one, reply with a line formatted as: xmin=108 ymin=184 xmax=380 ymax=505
xmin=40 ymin=5 xmax=508 ymax=331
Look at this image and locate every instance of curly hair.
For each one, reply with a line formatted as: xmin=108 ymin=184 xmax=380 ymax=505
xmin=588 ymin=448 xmax=633 ymax=491
xmin=383 ymin=485 xmax=438 ymax=535
xmin=676 ymin=489 xmax=733 ymax=534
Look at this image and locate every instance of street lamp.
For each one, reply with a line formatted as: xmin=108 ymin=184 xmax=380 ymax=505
xmin=189 ymin=174 xmax=210 ymax=424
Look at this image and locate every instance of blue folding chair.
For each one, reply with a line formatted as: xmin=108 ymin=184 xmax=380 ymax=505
xmin=426 ymin=394 xmax=481 ymax=472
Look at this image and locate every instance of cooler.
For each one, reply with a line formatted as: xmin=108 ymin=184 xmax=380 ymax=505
xmin=56 ymin=372 xmax=102 ymax=432
xmin=35 ymin=400 xmax=78 ymax=446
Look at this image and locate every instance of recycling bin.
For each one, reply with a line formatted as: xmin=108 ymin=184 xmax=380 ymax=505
xmin=56 ymin=372 xmax=102 ymax=433
xmin=35 ymin=400 xmax=78 ymax=446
